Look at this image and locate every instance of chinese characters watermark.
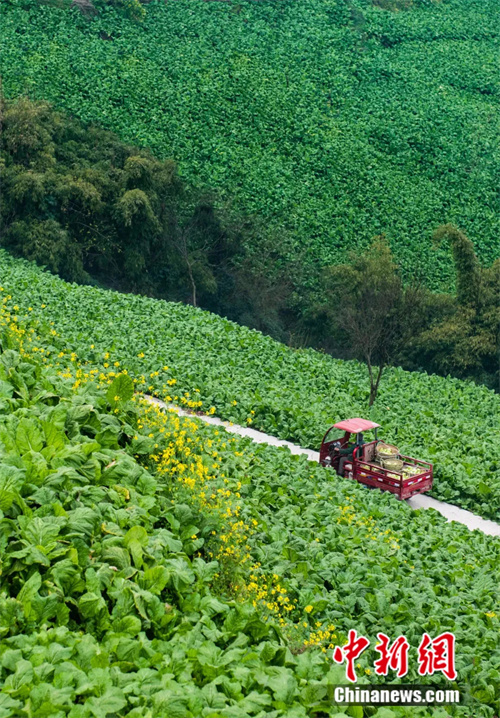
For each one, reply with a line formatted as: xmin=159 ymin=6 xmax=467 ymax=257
xmin=333 ymin=630 xmax=457 ymax=683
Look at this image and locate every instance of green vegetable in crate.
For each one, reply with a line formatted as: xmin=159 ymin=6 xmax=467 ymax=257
xmin=320 ymin=419 xmax=433 ymax=499
xmin=382 ymin=458 xmax=404 ymax=472
xmin=403 ymin=464 xmax=422 ymax=478
xmin=376 ymin=443 xmax=400 ymax=459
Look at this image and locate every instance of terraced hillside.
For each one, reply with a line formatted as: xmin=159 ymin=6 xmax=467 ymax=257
xmin=1 ymin=0 xmax=499 ymax=288
xmin=1 ymin=2 xmax=499 ymax=714
xmin=0 ymin=285 xmax=499 ymax=717
xmin=1 ymin=251 xmax=499 ymax=522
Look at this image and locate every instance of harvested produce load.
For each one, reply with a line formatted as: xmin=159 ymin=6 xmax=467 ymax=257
xmin=0 ymin=303 xmax=499 ymax=715
xmin=0 ymin=250 xmax=500 ymax=520
xmin=403 ymin=463 xmax=423 ymax=478
xmin=376 ymin=443 xmax=400 ymax=459
xmin=382 ymin=458 xmax=404 ymax=472
xmin=319 ymin=418 xmax=433 ymax=500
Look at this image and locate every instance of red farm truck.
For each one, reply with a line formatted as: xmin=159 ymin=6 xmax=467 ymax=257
xmin=319 ymin=418 xmax=433 ymax=499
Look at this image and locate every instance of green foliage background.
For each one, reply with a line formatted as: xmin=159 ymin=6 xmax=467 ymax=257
xmin=1 ymin=2 xmax=500 ymax=713
xmin=1 ymin=250 xmax=499 ymax=521
xmin=1 ymin=0 xmax=499 ymax=289
xmin=0 ymin=307 xmax=499 ymax=716
xmin=0 ymin=97 xmax=242 ymax=306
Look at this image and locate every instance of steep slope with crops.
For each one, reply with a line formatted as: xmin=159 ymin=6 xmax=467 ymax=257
xmin=1 ymin=251 xmax=499 ymax=522
xmin=0 ymin=290 xmax=499 ymax=717
xmin=1 ymin=0 xmax=499 ymax=289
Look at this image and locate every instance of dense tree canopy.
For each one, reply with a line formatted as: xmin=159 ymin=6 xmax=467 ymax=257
xmin=412 ymin=226 xmax=500 ymax=387
xmin=0 ymin=98 xmax=241 ymax=304
xmin=1 ymin=98 xmax=498 ymax=389
xmin=2 ymin=0 xmax=498 ymax=292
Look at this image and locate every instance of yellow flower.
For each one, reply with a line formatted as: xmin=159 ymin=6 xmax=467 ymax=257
xmin=305 ymin=605 xmax=313 ymax=614
xmin=486 ymin=611 xmax=497 ymax=618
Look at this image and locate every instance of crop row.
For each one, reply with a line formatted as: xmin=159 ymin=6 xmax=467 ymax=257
xmin=0 ymin=303 xmax=499 ymax=715
xmin=0 ymin=348 xmax=335 ymax=718
xmin=0 ymin=314 xmax=474 ymax=717
xmin=1 ymin=251 xmax=499 ymax=520
xmin=1 ymin=0 xmax=499 ymax=288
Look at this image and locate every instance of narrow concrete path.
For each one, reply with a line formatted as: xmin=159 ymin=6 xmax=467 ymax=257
xmin=406 ymin=494 xmax=500 ymax=537
xmin=146 ymin=396 xmax=500 ymax=539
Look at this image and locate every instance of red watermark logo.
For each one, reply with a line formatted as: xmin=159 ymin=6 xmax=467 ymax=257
xmin=333 ymin=630 xmax=457 ymax=683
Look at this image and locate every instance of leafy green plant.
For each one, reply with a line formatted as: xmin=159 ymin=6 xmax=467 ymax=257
xmin=0 ymin=303 xmax=499 ymax=714
xmin=1 ymin=0 xmax=498 ymax=293
xmin=0 ymin=349 xmax=317 ymax=716
xmin=106 ymin=373 xmax=134 ymax=408
xmin=0 ymin=342 xmax=497 ymax=716
xmin=0 ymin=250 xmax=499 ymax=523
xmin=0 ymin=97 xmax=246 ymax=307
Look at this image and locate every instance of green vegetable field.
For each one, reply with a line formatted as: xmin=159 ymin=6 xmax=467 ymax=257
xmin=1 ymin=0 xmax=500 ymax=713
xmin=1 ymin=251 xmax=499 ymax=522
xmin=1 ymin=0 xmax=499 ymax=287
xmin=0 ymin=285 xmax=499 ymax=717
